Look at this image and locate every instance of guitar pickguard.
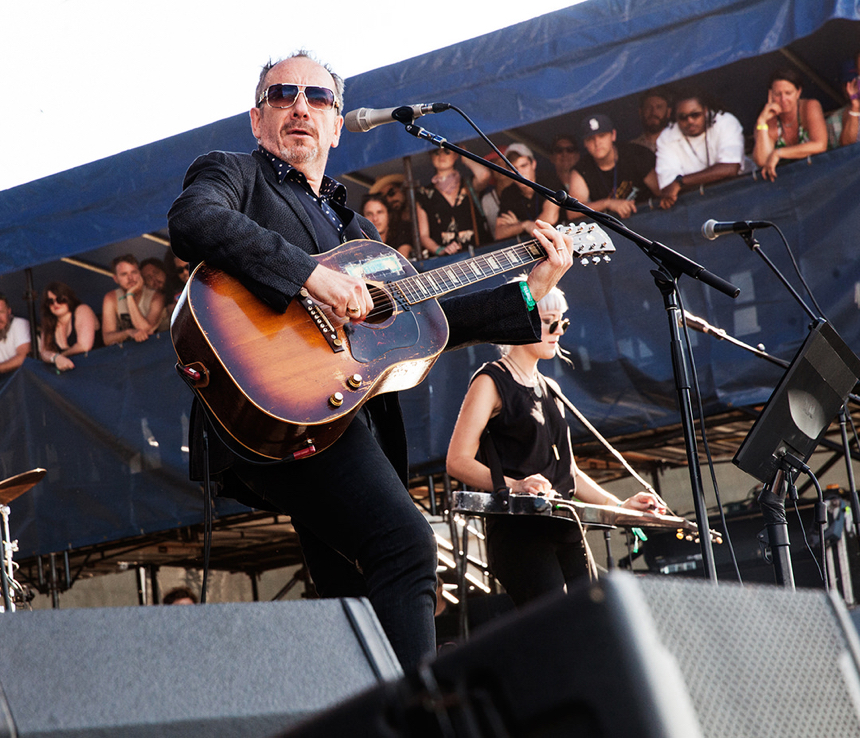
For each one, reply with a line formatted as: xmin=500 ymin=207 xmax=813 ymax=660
xmin=344 ymin=309 xmax=419 ymax=363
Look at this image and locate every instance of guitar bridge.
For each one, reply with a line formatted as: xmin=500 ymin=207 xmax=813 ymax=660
xmin=298 ymin=289 xmax=344 ymax=354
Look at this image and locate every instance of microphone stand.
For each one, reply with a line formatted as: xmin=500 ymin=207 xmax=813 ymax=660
xmin=402 ymin=120 xmax=741 ymax=583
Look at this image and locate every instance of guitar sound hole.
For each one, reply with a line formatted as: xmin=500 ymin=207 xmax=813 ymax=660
xmin=366 ymin=285 xmax=394 ymax=325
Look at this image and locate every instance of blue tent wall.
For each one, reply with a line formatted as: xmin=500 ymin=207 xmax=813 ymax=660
xmin=3 ymin=143 xmax=859 ymax=557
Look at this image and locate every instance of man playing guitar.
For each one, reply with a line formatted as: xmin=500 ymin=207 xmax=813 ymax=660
xmin=167 ymin=50 xmax=576 ymax=671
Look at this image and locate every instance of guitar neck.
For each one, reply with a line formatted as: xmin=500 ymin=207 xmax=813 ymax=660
xmin=394 ymin=239 xmax=548 ymax=305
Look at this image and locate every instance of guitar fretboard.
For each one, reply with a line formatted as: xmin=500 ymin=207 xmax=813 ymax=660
xmin=394 ymin=240 xmax=546 ymax=305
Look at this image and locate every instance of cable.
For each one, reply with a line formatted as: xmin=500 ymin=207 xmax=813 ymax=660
xmin=770 ymin=222 xmax=827 ymax=320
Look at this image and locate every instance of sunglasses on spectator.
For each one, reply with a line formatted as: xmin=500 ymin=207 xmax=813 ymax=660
xmin=553 ymin=145 xmax=578 ymax=154
xmin=677 ymin=111 xmax=704 ymax=122
xmin=46 ymin=296 xmax=68 ymax=306
xmin=542 ymin=318 xmax=571 ymax=334
xmin=257 ymin=83 xmax=338 ymax=111
xmin=177 ymin=265 xmax=190 ymax=273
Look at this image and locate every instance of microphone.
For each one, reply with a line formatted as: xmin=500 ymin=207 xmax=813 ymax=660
xmin=344 ymin=103 xmax=450 ymax=133
xmin=701 ymin=219 xmax=771 ymax=240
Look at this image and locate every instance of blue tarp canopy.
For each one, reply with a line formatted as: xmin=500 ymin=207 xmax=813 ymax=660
xmin=1 ymin=0 xmax=858 ymax=275
xmin=1 ymin=0 xmax=859 ymax=558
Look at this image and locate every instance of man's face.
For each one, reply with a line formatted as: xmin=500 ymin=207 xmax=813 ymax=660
xmin=583 ymin=131 xmax=615 ymax=161
xmin=510 ymin=155 xmax=537 ymax=189
xmin=381 ymin=184 xmax=405 ymax=213
xmin=675 ymin=99 xmax=708 ymax=137
xmin=550 ymin=137 xmax=579 ymax=177
xmin=249 ymin=56 xmax=343 ymax=172
xmin=113 ymin=261 xmax=142 ymax=292
xmin=0 ymin=300 xmax=10 ymax=333
xmin=141 ymin=264 xmax=166 ymax=292
xmin=640 ymin=95 xmax=671 ymax=134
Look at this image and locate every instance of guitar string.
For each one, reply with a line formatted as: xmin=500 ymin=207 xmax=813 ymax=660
xmin=361 ymin=241 xmax=542 ymax=317
xmin=345 ymin=226 xmax=607 ymax=319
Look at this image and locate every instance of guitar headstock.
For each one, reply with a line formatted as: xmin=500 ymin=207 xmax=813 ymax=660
xmin=556 ymin=222 xmax=615 ymax=265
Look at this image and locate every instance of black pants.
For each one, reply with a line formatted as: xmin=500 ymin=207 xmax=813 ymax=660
xmin=486 ymin=515 xmax=590 ymax=607
xmin=232 ymin=408 xmax=438 ymax=671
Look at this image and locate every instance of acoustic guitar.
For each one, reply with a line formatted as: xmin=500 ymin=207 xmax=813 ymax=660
xmin=171 ymin=224 xmax=614 ymax=462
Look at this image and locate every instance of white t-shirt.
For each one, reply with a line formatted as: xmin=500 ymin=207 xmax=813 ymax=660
xmin=0 ymin=316 xmax=31 ymax=362
xmin=655 ymin=111 xmax=746 ymax=189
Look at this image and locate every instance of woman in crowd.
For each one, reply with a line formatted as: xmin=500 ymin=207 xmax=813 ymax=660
xmin=361 ymin=194 xmax=412 ymax=257
xmin=826 ymin=55 xmax=860 ymax=149
xmin=39 ymin=282 xmax=100 ymax=372
xmin=753 ymin=69 xmax=827 ymax=181
xmin=446 ymin=283 xmax=664 ymax=606
xmin=416 ymin=148 xmax=493 ymax=257
xmin=494 ymin=143 xmax=560 ymax=241
xmin=163 ymin=246 xmax=191 ymax=318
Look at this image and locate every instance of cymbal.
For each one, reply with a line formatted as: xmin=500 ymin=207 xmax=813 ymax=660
xmin=0 ymin=468 xmax=47 ymax=505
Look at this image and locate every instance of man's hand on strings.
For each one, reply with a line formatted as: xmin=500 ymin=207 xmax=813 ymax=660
xmin=304 ymin=263 xmax=373 ymax=321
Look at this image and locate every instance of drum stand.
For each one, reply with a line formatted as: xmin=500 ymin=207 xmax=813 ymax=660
xmin=0 ymin=469 xmax=47 ymax=613
xmin=0 ymin=502 xmax=20 ymax=612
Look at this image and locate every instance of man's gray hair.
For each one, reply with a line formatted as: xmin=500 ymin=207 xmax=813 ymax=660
xmin=255 ymin=50 xmax=345 ymax=112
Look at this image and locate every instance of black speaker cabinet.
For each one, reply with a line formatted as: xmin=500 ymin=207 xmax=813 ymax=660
xmin=0 ymin=598 xmax=401 ymax=737
xmin=282 ymin=572 xmax=860 ymax=737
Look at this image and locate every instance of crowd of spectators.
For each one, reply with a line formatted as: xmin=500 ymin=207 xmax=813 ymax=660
xmin=2 ymin=59 xmax=857 ymax=372
xmin=0 ymin=249 xmax=186 ymax=377
xmin=368 ymin=55 xmax=859 ymax=258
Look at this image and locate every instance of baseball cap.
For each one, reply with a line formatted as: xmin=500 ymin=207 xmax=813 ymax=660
xmin=579 ymin=114 xmax=615 ymax=141
xmin=504 ymin=143 xmax=535 ymax=161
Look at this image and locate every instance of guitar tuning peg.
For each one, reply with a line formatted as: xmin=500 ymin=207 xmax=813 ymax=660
xmin=580 ymin=257 xmax=590 ymax=266
xmin=603 ymin=255 xmax=612 ymax=262
xmin=591 ymin=256 xmax=601 ymax=264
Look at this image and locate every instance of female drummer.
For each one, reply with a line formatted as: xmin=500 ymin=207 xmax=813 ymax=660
xmin=446 ymin=283 xmax=665 ymax=605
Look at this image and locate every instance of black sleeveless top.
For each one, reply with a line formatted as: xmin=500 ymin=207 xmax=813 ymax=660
xmin=474 ymin=361 xmax=577 ymax=499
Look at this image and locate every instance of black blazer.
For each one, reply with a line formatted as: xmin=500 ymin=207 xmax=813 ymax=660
xmin=168 ymin=150 xmax=541 ymax=491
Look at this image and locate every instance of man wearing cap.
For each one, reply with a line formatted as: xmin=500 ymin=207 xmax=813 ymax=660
xmin=495 ymin=143 xmax=561 ymax=240
xmin=655 ymin=89 xmax=746 ymax=209
xmin=568 ymin=114 xmax=659 ymax=220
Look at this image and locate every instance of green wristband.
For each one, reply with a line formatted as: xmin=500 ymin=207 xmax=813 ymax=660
xmin=519 ymin=281 xmax=536 ymax=311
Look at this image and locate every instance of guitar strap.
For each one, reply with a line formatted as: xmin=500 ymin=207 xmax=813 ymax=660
xmin=478 ymin=429 xmax=510 ymax=498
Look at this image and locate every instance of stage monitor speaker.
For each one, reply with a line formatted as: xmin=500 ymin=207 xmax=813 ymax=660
xmin=281 ymin=572 xmax=860 ymax=738
xmin=0 ymin=598 xmax=401 ymax=738
xmin=733 ymin=319 xmax=860 ymax=482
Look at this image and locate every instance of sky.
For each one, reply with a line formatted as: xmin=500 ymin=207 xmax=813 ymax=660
xmin=0 ymin=0 xmax=579 ymax=192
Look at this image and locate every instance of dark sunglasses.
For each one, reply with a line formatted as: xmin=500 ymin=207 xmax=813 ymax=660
xmin=553 ymin=145 xmax=578 ymax=154
xmin=257 ymin=83 xmax=338 ymax=111
xmin=677 ymin=110 xmax=704 ymax=122
xmin=543 ymin=318 xmax=570 ymax=334
xmin=177 ymin=264 xmax=190 ymax=273
xmin=46 ymin=296 xmax=68 ymax=306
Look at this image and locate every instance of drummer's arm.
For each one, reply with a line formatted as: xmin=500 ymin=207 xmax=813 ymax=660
xmin=572 ymin=464 xmax=623 ymax=506
xmin=573 ymin=462 xmax=667 ymax=513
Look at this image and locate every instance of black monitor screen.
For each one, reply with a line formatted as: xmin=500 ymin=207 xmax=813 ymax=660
xmin=733 ymin=320 xmax=860 ymax=483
